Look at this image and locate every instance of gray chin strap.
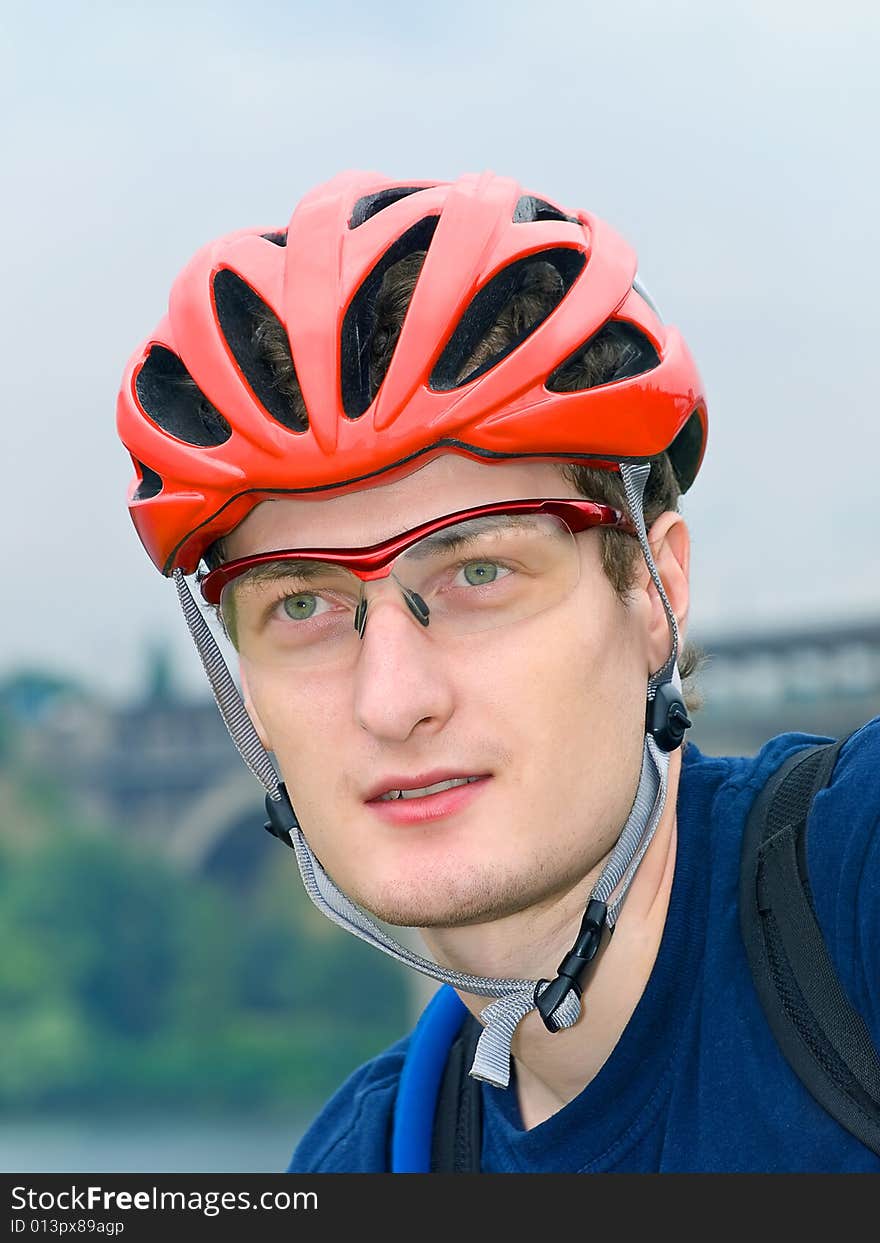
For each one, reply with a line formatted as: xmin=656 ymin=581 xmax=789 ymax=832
xmin=173 ymin=461 xmax=681 ymax=1090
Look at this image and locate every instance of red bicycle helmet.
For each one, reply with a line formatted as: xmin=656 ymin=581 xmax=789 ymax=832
xmin=117 ymin=169 xmax=707 ymax=576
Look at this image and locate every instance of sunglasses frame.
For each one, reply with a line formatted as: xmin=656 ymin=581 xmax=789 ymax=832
xmin=199 ymin=497 xmax=636 ymax=606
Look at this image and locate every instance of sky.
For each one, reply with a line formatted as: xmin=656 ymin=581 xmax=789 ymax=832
xmin=1 ymin=0 xmax=878 ymax=698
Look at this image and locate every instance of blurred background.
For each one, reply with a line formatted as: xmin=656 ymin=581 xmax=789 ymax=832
xmin=1 ymin=0 xmax=878 ymax=1172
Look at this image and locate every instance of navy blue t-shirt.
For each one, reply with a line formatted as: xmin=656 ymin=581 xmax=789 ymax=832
xmin=288 ymin=719 xmax=880 ymax=1173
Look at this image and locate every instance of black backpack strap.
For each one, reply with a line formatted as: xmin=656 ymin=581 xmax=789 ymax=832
xmin=430 ymin=1012 xmax=483 ymax=1172
xmin=740 ymin=734 xmax=880 ymax=1155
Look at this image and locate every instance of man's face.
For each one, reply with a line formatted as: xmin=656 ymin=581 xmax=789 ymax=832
xmin=226 ymin=455 xmax=661 ymax=930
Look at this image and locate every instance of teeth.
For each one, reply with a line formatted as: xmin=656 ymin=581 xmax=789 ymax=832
xmin=379 ymin=776 xmax=481 ymax=802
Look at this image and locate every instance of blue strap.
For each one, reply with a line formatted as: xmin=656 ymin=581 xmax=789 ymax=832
xmin=391 ymin=985 xmax=469 ymax=1172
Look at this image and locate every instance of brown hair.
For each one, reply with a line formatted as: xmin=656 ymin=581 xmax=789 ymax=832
xmin=203 ymin=252 xmax=705 ymax=709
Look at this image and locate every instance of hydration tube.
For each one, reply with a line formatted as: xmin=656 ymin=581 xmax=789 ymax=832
xmin=391 ymin=986 xmax=469 ymax=1173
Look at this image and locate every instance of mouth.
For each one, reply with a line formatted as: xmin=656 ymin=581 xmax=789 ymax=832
xmin=365 ymin=774 xmax=492 ymax=823
xmin=376 ymin=775 xmax=484 ymax=802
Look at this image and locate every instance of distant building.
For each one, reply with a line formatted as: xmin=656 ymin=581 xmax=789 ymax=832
xmin=687 ymin=617 xmax=880 ymax=756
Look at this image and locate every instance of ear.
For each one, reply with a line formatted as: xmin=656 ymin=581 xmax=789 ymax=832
xmin=238 ymin=663 xmax=272 ymax=752
xmin=642 ymin=511 xmax=691 ymax=672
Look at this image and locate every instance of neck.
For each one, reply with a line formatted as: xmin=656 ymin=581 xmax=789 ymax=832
xmin=419 ymin=744 xmax=682 ymax=1129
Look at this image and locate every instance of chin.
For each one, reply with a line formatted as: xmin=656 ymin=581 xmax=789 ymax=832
xmin=343 ymin=864 xmax=545 ymax=931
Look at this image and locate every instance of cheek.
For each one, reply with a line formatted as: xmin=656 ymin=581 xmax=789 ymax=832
xmin=466 ymin=597 xmax=635 ymax=757
xmin=243 ymin=662 xmax=348 ymax=776
xmin=490 ymin=595 xmax=648 ymax=808
xmin=506 ymin=585 xmax=638 ymax=699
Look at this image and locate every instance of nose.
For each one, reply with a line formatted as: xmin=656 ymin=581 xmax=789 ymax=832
xmin=352 ymin=581 xmax=455 ymax=744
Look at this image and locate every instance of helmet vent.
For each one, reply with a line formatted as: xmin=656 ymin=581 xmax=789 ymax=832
xmin=135 ymin=346 xmax=232 ymax=447
xmin=349 ymin=187 xmax=429 ymax=229
xmin=513 ymin=195 xmax=577 ymax=225
xmin=547 ymin=320 xmax=660 ymax=392
xmin=667 ymin=409 xmax=704 ymax=493
xmin=213 ymin=268 xmax=308 ymax=433
xmin=132 ymin=458 xmax=163 ymax=500
xmin=341 ymin=215 xmax=440 ymax=417
xmin=430 ymin=247 xmax=586 ymax=391
xmin=261 ymin=230 xmax=288 ymax=247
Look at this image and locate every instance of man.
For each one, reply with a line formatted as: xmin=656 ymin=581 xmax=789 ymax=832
xmin=116 ymin=170 xmax=880 ymax=1172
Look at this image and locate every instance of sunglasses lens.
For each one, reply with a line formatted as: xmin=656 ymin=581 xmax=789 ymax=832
xmin=220 ymin=513 xmax=579 ymax=669
xmin=395 ymin=512 xmax=578 ymax=634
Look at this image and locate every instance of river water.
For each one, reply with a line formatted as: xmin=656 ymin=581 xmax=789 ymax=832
xmin=0 ymin=1116 xmax=308 ymax=1174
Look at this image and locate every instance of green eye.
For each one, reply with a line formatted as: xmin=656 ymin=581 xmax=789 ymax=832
xmin=283 ymin=594 xmax=318 ymax=620
xmin=463 ymin=561 xmax=499 ymax=586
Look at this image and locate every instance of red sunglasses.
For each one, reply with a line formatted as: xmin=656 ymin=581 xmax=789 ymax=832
xmin=199 ymin=497 xmax=636 ymax=605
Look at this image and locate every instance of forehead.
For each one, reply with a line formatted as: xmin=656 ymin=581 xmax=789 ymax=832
xmin=224 ymin=456 xmax=580 ymax=557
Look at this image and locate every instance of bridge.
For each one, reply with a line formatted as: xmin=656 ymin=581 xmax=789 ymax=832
xmin=685 ymin=615 xmax=880 ymax=756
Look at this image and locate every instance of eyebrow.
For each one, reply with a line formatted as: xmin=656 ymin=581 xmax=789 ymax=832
xmin=403 ymin=513 xmax=536 ymax=559
xmin=231 ymin=559 xmax=347 ymax=592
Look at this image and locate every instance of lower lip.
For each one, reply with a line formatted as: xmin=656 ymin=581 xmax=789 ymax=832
xmin=366 ymin=776 xmax=492 ymax=825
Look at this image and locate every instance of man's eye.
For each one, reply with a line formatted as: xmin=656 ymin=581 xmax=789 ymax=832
xmin=457 ymin=561 xmax=511 ymax=587
xmin=279 ymin=593 xmax=327 ymax=621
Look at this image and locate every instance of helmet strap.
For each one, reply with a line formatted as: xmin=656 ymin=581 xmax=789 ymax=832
xmin=618 ymin=462 xmax=692 ymax=752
